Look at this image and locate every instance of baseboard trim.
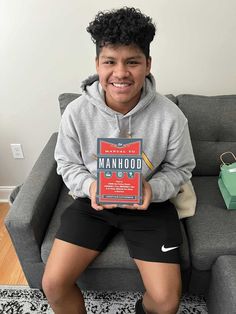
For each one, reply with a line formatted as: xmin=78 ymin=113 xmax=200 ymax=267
xmin=0 ymin=186 xmax=15 ymax=203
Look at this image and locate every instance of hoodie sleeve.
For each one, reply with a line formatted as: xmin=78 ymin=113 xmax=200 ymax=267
xmin=148 ymin=122 xmax=196 ymax=202
xmin=54 ymin=107 xmax=95 ymax=198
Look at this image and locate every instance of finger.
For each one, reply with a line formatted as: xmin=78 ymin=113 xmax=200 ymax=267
xmin=139 ymin=195 xmax=150 ymax=210
xmin=92 ymin=203 xmax=104 ymax=211
xmin=91 ymin=198 xmax=104 ymax=211
xmin=134 ymin=199 xmax=149 ymax=210
xmin=136 ymin=205 xmax=148 ymax=210
xmin=123 ymin=206 xmax=136 ymax=210
xmin=103 ymin=204 xmax=118 ymax=209
xmin=122 ymin=204 xmax=140 ymax=210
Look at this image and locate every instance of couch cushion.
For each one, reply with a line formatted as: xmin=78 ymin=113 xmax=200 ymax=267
xmin=41 ymin=185 xmax=190 ymax=270
xmin=58 ymin=93 xmax=80 ymax=115
xmin=165 ymin=94 xmax=177 ymax=104
xmin=207 ymin=255 xmax=236 ymax=314
xmin=186 ymin=176 xmax=236 ymax=271
xmin=177 ymin=94 xmax=236 ymax=175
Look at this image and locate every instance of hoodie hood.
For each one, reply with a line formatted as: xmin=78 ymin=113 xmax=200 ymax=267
xmin=81 ymin=73 xmax=157 ymax=138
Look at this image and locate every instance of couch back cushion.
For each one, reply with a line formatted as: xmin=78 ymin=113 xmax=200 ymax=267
xmin=58 ymin=93 xmax=80 ymax=115
xmin=177 ymin=94 xmax=236 ymax=175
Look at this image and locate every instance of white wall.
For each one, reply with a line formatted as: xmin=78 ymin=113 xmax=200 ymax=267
xmin=1 ymin=0 xmax=236 ymax=193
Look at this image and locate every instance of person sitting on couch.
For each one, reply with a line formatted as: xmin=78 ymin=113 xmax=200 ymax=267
xmin=42 ymin=7 xmax=195 ymax=314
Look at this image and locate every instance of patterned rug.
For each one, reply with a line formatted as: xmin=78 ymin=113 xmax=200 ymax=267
xmin=0 ymin=286 xmax=208 ymax=313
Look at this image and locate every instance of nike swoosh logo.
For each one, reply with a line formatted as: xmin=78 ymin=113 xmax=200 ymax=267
xmin=161 ymin=245 xmax=179 ymax=252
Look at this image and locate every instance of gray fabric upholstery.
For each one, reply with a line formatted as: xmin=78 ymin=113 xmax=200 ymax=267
xmin=78 ymin=268 xmax=144 ymax=291
xmin=58 ymin=93 xmax=80 ymax=115
xmin=186 ymin=176 xmax=236 ymax=270
xmin=165 ymin=94 xmax=177 ymax=104
xmin=177 ymin=94 xmax=236 ymax=176
xmin=9 ymin=185 xmax=22 ymax=205
xmin=207 ymin=256 xmax=236 ymax=314
xmin=188 ymin=268 xmax=211 ymax=295
xmin=5 ymin=133 xmax=61 ymax=287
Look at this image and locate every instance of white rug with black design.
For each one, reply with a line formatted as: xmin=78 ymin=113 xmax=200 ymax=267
xmin=0 ymin=286 xmax=207 ymax=313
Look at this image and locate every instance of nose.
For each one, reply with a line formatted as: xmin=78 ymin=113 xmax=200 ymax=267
xmin=113 ymin=63 xmax=129 ymax=78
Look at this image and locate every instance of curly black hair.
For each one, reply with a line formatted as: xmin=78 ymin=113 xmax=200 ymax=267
xmin=86 ymin=7 xmax=156 ymax=58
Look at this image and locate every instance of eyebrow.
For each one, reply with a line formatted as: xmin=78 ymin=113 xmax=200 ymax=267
xmin=100 ymin=55 xmax=143 ymax=60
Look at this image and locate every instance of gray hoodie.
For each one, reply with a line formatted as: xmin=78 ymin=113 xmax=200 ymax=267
xmin=55 ymin=74 xmax=195 ymax=202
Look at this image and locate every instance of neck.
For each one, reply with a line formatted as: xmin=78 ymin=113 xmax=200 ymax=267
xmin=105 ymin=92 xmax=142 ymax=115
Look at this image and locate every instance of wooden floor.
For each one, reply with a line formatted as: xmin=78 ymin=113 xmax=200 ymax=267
xmin=0 ymin=202 xmax=28 ymax=285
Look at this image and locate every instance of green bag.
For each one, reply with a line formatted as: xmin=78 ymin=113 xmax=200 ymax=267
xmin=218 ymin=152 xmax=236 ymax=209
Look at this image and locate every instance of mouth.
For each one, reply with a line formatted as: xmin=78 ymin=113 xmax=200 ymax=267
xmin=110 ymin=82 xmax=132 ymax=89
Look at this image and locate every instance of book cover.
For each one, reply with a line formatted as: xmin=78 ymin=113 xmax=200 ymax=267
xmin=96 ymin=138 xmax=143 ymax=205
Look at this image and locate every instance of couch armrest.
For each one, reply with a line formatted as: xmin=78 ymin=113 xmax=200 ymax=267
xmin=5 ymin=133 xmax=62 ymax=274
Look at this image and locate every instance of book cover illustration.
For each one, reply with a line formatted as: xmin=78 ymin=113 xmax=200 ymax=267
xmin=96 ymin=138 xmax=143 ymax=205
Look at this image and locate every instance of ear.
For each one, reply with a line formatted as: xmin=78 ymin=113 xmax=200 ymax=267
xmin=146 ymin=57 xmax=152 ymax=76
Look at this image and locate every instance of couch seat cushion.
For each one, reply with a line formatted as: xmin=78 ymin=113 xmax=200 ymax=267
xmin=186 ymin=176 xmax=236 ymax=271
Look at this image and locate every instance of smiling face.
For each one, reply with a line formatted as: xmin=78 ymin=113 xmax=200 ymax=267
xmin=96 ymin=44 xmax=151 ymax=114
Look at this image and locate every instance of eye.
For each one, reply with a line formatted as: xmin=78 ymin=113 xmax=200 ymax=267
xmin=103 ymin=60 xmax=114 ymax=65
xmin=127 ymin=60 xmax=139 ymax=65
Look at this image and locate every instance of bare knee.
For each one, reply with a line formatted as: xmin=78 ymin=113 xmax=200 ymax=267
xmin=42 ymin=271 xmax=72 ymax=304
xmin=144 ymin=288 xmax=181 ymax=314
xmin=158 ymin=290 xmax=180 ymax=314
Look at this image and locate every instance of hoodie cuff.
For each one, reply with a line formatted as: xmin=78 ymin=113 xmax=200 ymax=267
xmin=149 ymin=178 xmax=176 ymax=202
xmin=149 ymin=180 xmax=160 ymax=202
xmin=82 ymin=177 xmax=96 ymax=197
xmin=149 ymin=179 xmax=169 ymax=202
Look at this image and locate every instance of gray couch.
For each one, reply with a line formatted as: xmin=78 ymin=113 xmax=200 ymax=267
xmin=5 ymin=94 xmax=236 ymax=303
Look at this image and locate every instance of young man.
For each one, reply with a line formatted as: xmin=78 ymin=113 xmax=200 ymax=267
xmin=42 ymin=7 xmax=195 ymax=314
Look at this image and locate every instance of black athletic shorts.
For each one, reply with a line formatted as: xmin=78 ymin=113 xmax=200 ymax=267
xmin=56 ymin=198 xmax=182 ymax=264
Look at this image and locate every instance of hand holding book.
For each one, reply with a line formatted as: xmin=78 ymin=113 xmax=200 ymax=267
xmin=90 ymin=181 xmax=117 ymax=211
xmin=123 ymin=177 xmax=152 ymax=210
xmin=90 ymin=178 xmax=152 ymax=211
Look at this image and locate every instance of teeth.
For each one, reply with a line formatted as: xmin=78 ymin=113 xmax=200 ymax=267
xmin=113 ymin=83 xmax=130 ymax=87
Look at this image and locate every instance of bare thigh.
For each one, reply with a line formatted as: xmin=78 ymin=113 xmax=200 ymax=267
xmin=134 ymin=259 xmax=182 ymax=298
xmin=43 ymin=239 xmax=100 ymax=285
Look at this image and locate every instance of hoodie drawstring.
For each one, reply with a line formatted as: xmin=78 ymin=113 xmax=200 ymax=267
xmin=128 ymin=116 xmax=132 ymax=138
xmin=115 ymin=115 xmax=121 ymax=135
xmin=115 ymin=115 xmax=132 ymax=138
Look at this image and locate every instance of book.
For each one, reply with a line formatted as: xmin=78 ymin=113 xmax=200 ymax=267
xmin=96 ymin=138 xmax=143 ymax=205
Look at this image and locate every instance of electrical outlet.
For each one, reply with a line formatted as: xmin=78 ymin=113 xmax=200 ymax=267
xmin=11 ymin=144 xmax=24 ymax=159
